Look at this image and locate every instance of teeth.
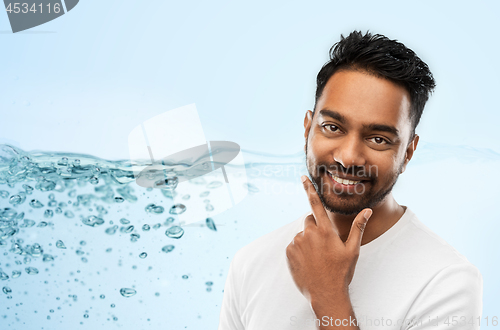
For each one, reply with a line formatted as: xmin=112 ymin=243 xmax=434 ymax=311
xmin=329 ymin=172 xmax=361 ymax=185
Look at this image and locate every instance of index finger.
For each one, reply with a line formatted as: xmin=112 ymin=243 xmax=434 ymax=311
xmin=301 ymin=175 xmax=332 ymax=230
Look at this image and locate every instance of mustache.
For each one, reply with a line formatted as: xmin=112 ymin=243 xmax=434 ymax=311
xmin=317 ymin=163 xmax=376 ymax=180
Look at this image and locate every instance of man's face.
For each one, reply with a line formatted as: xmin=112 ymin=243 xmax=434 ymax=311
xmin=304 ymin=69 xmax=418 ymax=216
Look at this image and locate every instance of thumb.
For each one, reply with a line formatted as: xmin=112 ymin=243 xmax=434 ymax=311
xmin=346 ymin=208 xmax=372 ymax=251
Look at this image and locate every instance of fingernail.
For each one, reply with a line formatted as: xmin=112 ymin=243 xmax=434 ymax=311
xmin=364 ymin=209 xmax=372 ymax=221
xmin=301 ymin=175 xmax=307 ymax=183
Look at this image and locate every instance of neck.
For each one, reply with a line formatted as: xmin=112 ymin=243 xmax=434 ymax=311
xmin=326 ymin=193 xmax=406 ymax=245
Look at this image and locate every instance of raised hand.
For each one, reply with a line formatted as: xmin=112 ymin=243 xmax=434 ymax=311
xmin=286 ymin=175 xmax=372 ymax=303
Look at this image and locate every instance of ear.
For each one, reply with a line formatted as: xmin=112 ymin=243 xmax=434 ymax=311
xmin=400 ymin=134 xmax=419 ymax=174
xmin=304 ymin=110 xmax=313 ymax=153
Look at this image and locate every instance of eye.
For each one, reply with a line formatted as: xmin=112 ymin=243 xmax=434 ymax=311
xmin=323 ymin=124 xmax=340 ymax=133
xmin=369 ymin=137 xmax=389 ymax=145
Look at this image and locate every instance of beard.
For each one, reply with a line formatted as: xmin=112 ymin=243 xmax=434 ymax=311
xmin=305 ymin=141 xmax=404 ymax=216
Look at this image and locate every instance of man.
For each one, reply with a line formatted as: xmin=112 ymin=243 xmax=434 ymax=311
xmin=218 ymin=31 xmax=483 ymax=330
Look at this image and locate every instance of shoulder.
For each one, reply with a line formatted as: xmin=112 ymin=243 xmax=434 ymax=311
xmin=400 ymin=208 xmax=474 ymax=267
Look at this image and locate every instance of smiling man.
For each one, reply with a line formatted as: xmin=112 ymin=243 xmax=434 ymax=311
xmin=218 ymin=31 xmax=483 ymax=330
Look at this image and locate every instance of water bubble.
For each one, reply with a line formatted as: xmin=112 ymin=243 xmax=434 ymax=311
xmin=84 ymin=314 xmax=89 ymax=318
xmin=56 ymin=240 xmax=66 ymax=249
xmin=0 ymin=271 xmax=9 ymax=280
xmin=182 ymin=194 xmax=190 ymax=200
xmin=48 ymin=193 xmax=55 ymax=200
xmin=22 ymin=184 xmax=33 ymax=194
xmin=82 ymin=215 xmax=105 ymax=227
xmin=120 ymin=225 xmax=134 ymax=234
xmin=145 ymin=203 xmax=164 ymax=214
xmin=142 ymin=224 xmax=150 ymax=231
xmin=23 ymin=256 xmax=31 ymax=264
xmin=110 ymin=303 xmax=115 ymax=308
xmin=152 ymin=223 xmax=161 ymax=229
xmin=11 ymin=270 xmax=21 ymax=278
xmin=58 ymin=157 xmax=68 ymax=166
xmin=206 ymin=218 xmax=217 ymax=231
xmin=130 ymin=233 xmax=140 ymax=242
xmin=119 ymin=288 xmax=136 ymax=297
xmin=105 ymin=248 xmax=112 ymax=253
xmin=30 ymin=243 xmax=43 ymax=257
xmin=207 ymin=181 xmax=223 ymax=189
xmin=55 ymin=207 xmax=62 ymax=214
xmin=155 ymin=292 xmax=160 ymax=297
xmin=105 ymin=225 xmax=118 ymax=235
xmin=80 ymin=240 xmax=86 ymax=246
xmin=205 ymin=204 xmax=214 ymax=212
xmin=37 ymin=221 xmax=48 ymax=228
xmin=169 ymin=204 xmax=186 ymax=215
xmin=0 ymin=226 xmax=18 ymax=239
xmin=44 ymin=209 xmax=54 ymax=218
xmin=205 ymin=281 xmax=213 ymax=286
xmin=161 ymin=245 xmax=175 ymax=253
xmin=165 ymin=226 xmax=184 ymax=239
xmin=96 ymin=205 xmax=108 ymax=214
xmin=36 ymin=179 xmax=56 ymax=191
xmin=155 ymin=176 xmax=178 ymax=190
xmin=2 ymin=286 xmax=12 ymax=294
xmin=0 ymin=190 xmax=9 ymax=198
xmin=114 ymin=197 xmax=124 ymax=203
xmin=9 ymin=194 xmax=24 ymax=206
xmin=81 ymin=257 xmax=88 ymax=263
xmin=199 ymin=191 xmax=210 ymax=197
xmin=42 ymin=254 xmax=54 ymax=262
xmin=48 ymin=200 xmax=57 ymax=207
xmin=206 ymin=287 xmax=212 ymax=292
xmin=182 ymin=275 xmax=188 ymax=279
xmin=139 ymin=252 xmax=147 ymax=259
xmin=25 ymin=267 xmax=39 ymax=275
xmin=19 ymin=219 xmax=36 ymax=228
xmin=100 ymin=294 xmax=105 ymax=299
xmin=64 ymin=210 xmax=74 ymax=218
xmin=120 ymin=218 xmax=130 ymax=225
xmin=164 ymin=217 xmax=174 ymax=225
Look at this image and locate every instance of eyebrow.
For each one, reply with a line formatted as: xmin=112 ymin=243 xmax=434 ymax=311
xmin=318 ymin=109 xmax=400 ymax=138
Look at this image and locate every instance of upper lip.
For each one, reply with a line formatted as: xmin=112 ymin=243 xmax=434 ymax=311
xmin=327 ymin=171 xmax=370 ymax=181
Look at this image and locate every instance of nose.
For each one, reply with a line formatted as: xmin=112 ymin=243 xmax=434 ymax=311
xmin=333 ymin=134 xmax=366 ymax=169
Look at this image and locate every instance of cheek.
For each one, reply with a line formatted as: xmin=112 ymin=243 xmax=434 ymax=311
xmin=367 ymin=154 xmax=401 ymax=181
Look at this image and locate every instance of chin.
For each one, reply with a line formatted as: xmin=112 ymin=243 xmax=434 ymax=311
xmin=323 ymin=196 xmax=369 ymax=216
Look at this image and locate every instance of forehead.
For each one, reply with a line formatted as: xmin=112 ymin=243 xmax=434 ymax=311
xmin=316 ymin=69 xmax=412 ymax=136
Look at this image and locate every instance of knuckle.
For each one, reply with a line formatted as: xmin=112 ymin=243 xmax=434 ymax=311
xmin=356 ymin=221 xmax=366 ymax=233
xmin=308 ymin=196 xmax=321 ymax=206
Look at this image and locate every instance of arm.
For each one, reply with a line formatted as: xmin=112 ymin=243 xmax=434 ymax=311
xmin=218 ymin=257 xmax=245 ymax=330
xmin=310 ymin=287 xmax=360 ymax=330
xmin=286 ymin=175 xmax=370 ymax=330
xmin=403 ymin=262 xmax=483 ymax=330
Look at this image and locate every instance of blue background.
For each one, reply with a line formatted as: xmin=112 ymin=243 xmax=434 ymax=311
xmin=0 ymin=0 xmax=499 ymax=328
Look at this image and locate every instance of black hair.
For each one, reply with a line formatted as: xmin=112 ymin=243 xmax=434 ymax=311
xmin=313 ymin=30 xmax=436 ymax=141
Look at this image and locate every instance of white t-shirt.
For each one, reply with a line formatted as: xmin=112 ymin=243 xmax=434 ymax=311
xmin=218 ymin=207 xmax=483 ymax=330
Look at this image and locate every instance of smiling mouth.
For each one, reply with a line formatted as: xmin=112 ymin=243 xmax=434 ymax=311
xmin=327 ymin=171 xmax=369 ymax=185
